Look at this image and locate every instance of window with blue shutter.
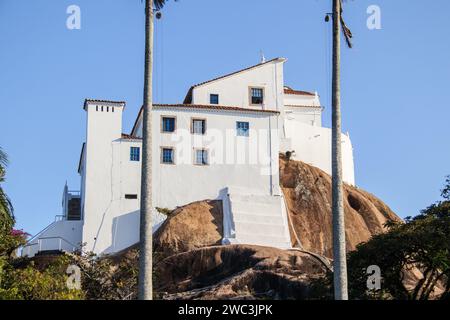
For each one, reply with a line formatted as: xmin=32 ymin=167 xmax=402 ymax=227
xmin=195 ymin=149 xmax=208 ymax=165
xmin=162 ymin=148 xmax=174 ymax=164
xmin=130 ymin=147 xmax=140 ymax=161
xmin=236 ymin=121 xmax=250 ymax=137
xmin=162 ymin=117 xmax=176 ymax=133
xmin=210 ymin=94 xmax=219 ymax=105
xmin=250 ymin=88 xmax=264 ymax=105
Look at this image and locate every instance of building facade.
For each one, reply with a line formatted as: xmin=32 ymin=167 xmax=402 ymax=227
xmin=22 ymin=58 xmax=355 ymax=257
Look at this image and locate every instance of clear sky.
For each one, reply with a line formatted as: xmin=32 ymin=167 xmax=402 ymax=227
xmin=1 ymin=0 xmax=449 ymax=235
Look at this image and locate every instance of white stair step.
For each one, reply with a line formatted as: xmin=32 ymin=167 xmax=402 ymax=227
xmin=234 ymin=221 xmax=286 ymax=236
xmin=233 ymin=213 xmax=286 ymax=225
xmin=236 ymin=233 xmax=291 ymax=249
xmin=231 ymin=202 xmax=281 ymax=216
xmin=229 ymin=194 xmax=281 ymax=205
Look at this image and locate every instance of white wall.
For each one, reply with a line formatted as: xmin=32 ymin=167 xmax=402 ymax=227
xmin=150 ymin=107 xmax=281 ymax=210
xmin=284 ymin=119 xmax=355 ymax=185
xmin=192 ymin=59 xmax=285 ymax=113
xmin=22 ymin=220 xmax=83 ymax=257
xmin=81 ymin=102 xmax=125 ymax=254
xmin=81 ymin=103 xmax=280 ymax=255
xmin=283 ymin=93 xmax=322 ymax=127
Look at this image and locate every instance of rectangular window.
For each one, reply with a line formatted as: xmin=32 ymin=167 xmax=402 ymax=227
xmin=162 ymin=117 xmax=176 ymax=133
xmin=236 ymin=121 xmax=250 ymax=137
xmin=250 ymin=88 xmax=264 ymax=105
xmin=191 ymin=118 xmax=206 ymax=135
xmin=125 ymin=194 xmax=138 ymax=199
xmin=210 ymin=94 xmax=219 ymax=105
xmin=130 ymin=147 xmax=140 ymax=161
xmin=194 ymin=149 xmax=208 ymax=166
xmin=161 ymin=147 xmax=174 ymax=164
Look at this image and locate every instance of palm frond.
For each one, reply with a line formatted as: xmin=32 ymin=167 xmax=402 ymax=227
xmin=140 ymin=0 xmax=175 ymax=11
xmin=0 ymin=189 xmax=14 ymax=233
xmin=154 ymin=0 xmax=168 ymax=10
xmin=0 ymin=147 xmax=13 ymax=232
xmin=0 ymin=147 xmax=8 ymax=168
xmin=340 ymin=0 xmax=353 ymax=48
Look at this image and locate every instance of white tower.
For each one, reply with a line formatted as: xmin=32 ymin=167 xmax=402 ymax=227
xmin=81 ymin=99 xmax=126 ymax=253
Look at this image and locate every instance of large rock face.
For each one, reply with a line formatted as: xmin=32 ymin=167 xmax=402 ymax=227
xmin=154 ymin=157 xmax=402 ymax=259
xmin=151 ymin=157 xmax=402 ymax=299
xmin=155 ymin=245 xmax=329 ymax=300
xmin=154 ymin=200 xmax=223 ymax=258
xmin=280 ymin=155 xmax=402 ymax=258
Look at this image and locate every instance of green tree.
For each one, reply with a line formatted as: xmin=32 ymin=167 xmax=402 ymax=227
xmin=0 ymin=147 xmax=14 ymax=233
xmin=347 ymin=176 xmax=450 ymax=300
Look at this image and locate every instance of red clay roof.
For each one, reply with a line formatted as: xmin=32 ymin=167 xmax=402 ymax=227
xmin=121 ymin=133 xmax=142 ymax=140
xmin=183 ymin=58 xmax=286 ymax=104
xmin=153 ymin=104 xmax=280 ymax=114
xmin=284 ymin=88 xmax=316 ymax=96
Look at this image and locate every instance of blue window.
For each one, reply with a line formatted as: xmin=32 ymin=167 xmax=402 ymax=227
xmin=210 ymin=94 xmax=219 ymax=105
xmin=162 ymin=117 xmax=176 ymax=132
xmin=236 ymin=121 xmax=250 ymax=137
xmin=192 ymin=119 xmax=206 ymax=135
xmin=130 ymin=147 xmax=140 ymax=161
xmin=195 ymin=149 xmax=208 ymax=165
xmin=250 ymin=88 xmax=264 ymax=105
xmin=162 ymin=148 xmax=174 ymax=164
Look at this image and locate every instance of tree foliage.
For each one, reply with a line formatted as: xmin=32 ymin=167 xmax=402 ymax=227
xmin=0 ymin=255 xmax=83 ymax=300
xmin=69 ymin=249 xmax=139 ymax=300
xmin=0 ymin=147 xmax=14 ymax=234
xmin=347 ymin=176 xmax=450 ymax=300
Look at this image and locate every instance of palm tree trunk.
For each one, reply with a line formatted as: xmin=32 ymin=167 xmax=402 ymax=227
xmin=138 ymin=0 xmax=154 ymax=300
xmin=332 ymin=0 xmax=348 ymax=300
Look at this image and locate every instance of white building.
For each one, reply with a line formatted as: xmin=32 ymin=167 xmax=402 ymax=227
xmin=22 ymin=57 xmax=355 ymax=257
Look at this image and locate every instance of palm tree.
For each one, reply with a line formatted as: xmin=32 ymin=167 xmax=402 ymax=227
xmin=0 ymin=147 xmax=14 ymax=234
xmin=138 ymin=0 xmax=172 ymax=300
xmin=330 ymin=0 xmax=352 ymax=300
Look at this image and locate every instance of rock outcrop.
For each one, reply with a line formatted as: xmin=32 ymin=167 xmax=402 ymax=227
xmin=154 ymin=200 xmax=223 ymax=258
xmin=155 ymin=245 xmax=329 ymax=300
xmin=280 ymin=155 xmax=402 ymax=258
xmin=154 ymin=157 xmax=402 ymax=259
xmin=151 ymin=157 xmax=403 ymax=299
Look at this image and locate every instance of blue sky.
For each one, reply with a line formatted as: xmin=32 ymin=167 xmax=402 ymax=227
xmin=1 ymin=0 xmax=449 ymax=235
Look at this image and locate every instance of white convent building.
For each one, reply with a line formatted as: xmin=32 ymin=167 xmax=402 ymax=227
xmin=22 ymin=58 xmax=355 ymax=257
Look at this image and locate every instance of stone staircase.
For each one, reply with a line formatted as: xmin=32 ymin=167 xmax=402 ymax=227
xmin=224 ymin=191 xmax=292 ymax=249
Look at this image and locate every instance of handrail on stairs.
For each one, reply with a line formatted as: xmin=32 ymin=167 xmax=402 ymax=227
xmin=22 ymin=236 xmax=81 ymax=256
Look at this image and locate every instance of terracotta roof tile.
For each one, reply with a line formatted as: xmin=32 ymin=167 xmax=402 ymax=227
xmin=284 ymin=89 xmax=316 ymax=96
xmin=153 ymin=104 xmax=280 ymax=114
xmin=121 ymin=133 xmax=142 ymax=140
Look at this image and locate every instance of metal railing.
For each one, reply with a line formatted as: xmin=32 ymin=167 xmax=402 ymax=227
xmin=21 ymin=236 xmax=80 ymax=257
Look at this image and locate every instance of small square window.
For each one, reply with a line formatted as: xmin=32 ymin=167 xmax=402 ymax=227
xmin=162 ymin=117 xmax=176 ymax=133
xmin=192 ymin=119 xmax=206 ymax=135
xmin=210 ymin=94 xmax=219 ymax=105
xmin=162 ymin=148 xmax=174 ymax=164
xmin=130 ymin=147 xmax=140 ymax=161
xmin=250 ymin=88 xmax=264 ymax=105
xmin=194 ymin=149 xmax=208 ymax=165
xmin=236 ymin=122 xmax=249 ymax=137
